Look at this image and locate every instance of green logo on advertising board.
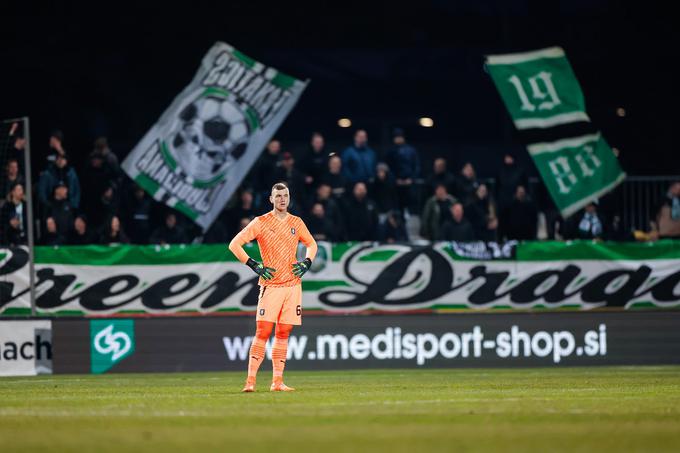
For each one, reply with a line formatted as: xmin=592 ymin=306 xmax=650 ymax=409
xmin=90 ymin=320 xmax=135 ymax=374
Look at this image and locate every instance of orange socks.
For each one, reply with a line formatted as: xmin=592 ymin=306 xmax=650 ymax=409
xmin=247 ymin=336 xmax=267 ymax=379
xmin=272 ymin=336 xmax=288 ymax=380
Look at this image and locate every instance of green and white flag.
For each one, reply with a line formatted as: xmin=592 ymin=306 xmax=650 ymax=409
xmin=528 ymin=133 xmax=626 ymax=216
xmin=486 ymin=47 xmax=626 ymax=216
xmin=486 ymin=47 xmax=589 ymax=129
xmin=121 ymin=42 xmax=308 ymax=230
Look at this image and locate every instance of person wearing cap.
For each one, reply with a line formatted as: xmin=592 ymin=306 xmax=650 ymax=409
xmin=37 ymin=151 xmax=81 ymax=212
xmin=385 ymin=127 xmax=420 ymax=216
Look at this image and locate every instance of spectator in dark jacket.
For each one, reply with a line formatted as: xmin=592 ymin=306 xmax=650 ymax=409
xmin=306 ymin=183 xmax=344 ymax=241
xmin=1 ymin=159 xmax=24 ymax=206
xmin=301 ymin=132 xmax=328 ymax=190
xmin=37 ymin=153 xmax=81 ymax=211
xmin=123 ymin=184 xmax=154 ymax=244
xmin=0 ymin=183 xmax=28 ymax=246
xmin=343 ymin=182 xmax=378 ymax=241
xmin=341 ymin=129 xmax=376 ymax=184
xmin=572 ymin=201 xmax=606 ymax=240
xmin=440 ymin=203 xmax=475 ymax=242
xmin=150 ymin=212 xmax=188 ymax=245
xmin=41 ymin=217 xmax=65 ymax=246
xmin=370 ymin=163 xmax=397 ymax=216
xmin=501 ymin=185 xmax=538 ymax=240
xmin=496 ymin=153 xmax=527 ymax=212
xmin=454 ymin=162 xmax=479 ymax=204
xmin=420 ymin=184 xmax=457 ymax=241
xmin=378 ymin=209 xmax=409 ymax=243
xmin=46 ymin=182 xmax=74 ymax=241
xmin=307 ymin=202 xmax=336 ymax=241
xmin=465 ymin=183 xmax=498 ymax=241
xmin=321 ymin=155 xmax=349 ymax=199
xmin=99 ymin=215 xmax=130 ymax=245
xmin=68 ymin=215 xmax=96 ymax=245
xmin=255 ymin=140 xmax=281 ymax=207
xmin=425 ymin=157 xmax=456 ymax=195
xmin=386 ymin=128 xmax=420 ymax=214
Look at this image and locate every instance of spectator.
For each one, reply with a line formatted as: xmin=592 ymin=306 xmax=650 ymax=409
xmin=45 ymin=129 xmax=66 ymax=164
xmin=6 ymin=123 xmax=26 ymax=172
xmin=201 ymin=214 xmax=230 ymax=244
xmin=652 ymin=181 xmax=680 ymax=239
xmin=37 ymin=153 xmax=81 ymax=211
xmin=306 ymin=202 xmax=336 ymax=241
xmin=88 ymin=185 xmax=119 ymax=232
xmin=99 ymin=215 xmax=129 ymax=245
xmin=274 ymin=152 xmax=306 ymax=211
xmin=68 ymin=215 xmax=96 ymax=245
xmin=46 ymin=182 xmax=74 ymax=242
xmin=341 ymin=129 xmax=376 ymax=184
xmin=378 ymin=209 xmax=409 ymax=243
xmin=370 ymin=163 xmax=397 ymax=216
xmin=0 ymin=183 xmax=28 ymax=246
xmin=150 ymin=212 xmax=188 ymax=245
xmin=501 ymin=185 xmax=538 ymax=240
xmin=568 ymin=201 xmax=606 ymax=240
xmin=92 ymin=137 xmax=120 ymax=177
xmin=41 ymin=217 xmax=65 ymax=246
xmin=122 ymin=184 xmax=154 ymax=244
xmin=496 ymin=152 xmax=527 ymax=212
xmin=307 ymin=183 xmax=344 ymax=240
xmin=1 ymin=159 xmax=25 ymax=206
xmin=425 ymin=157 xmax=456 ymax=195
xmin=321 ymin=154 xmax=348 ymax=199
xmin=343 ymin=182 xmax=378 ymax=241
xmin=420 ymin=184 xmax=457 ymax=241
xmin=386 ymin=128 xmax=420 ymax=214
xmin=455 ymin=162 xmax=479 ymax=204
xmin=440 ymin=203 xmax=475 ymax=242
xmin=80 ymin=150 xmax=118 ymax=219
xmin=255 ymin=139 xmax=281 ymax=206
xmin=301 ymin=132 xmax=328 ymax=189
xmin=465 ymin=183 xmax=498 ymax=241
xmin=226 ymin=188 xmax=256 ymax=237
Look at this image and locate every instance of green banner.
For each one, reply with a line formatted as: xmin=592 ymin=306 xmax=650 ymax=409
xmin=486 ymin=47 xmax=589 ymax=129
xmin=485 ymin=47 xmax=626 ymax=217
xmin=528 ymin=133 xmax=626 ymax=216
xmin=2 ymin=242 xmax=680 ymax=316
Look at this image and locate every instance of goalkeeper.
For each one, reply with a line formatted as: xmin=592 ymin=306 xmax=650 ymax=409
xmin=229 ymin=182 xmax=317 ymax=392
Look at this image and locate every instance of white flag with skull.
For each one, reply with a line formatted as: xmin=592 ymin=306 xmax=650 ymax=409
xmin=122 ymin=42 xmax=308 ymax=230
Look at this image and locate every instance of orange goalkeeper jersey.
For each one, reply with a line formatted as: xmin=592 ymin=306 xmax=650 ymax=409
xmin=230 ymin=212 xmax=318 ymax=287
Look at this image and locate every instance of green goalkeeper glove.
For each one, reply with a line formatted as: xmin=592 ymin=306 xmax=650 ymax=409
xmin=292 ymin=258 xmax=312 ymax=277
xmin=246 ymin=258 xmax=276 ymax=280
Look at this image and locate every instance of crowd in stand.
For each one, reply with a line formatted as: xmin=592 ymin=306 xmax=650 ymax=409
xmin=1 ymin=126 xmax=679 ymax=247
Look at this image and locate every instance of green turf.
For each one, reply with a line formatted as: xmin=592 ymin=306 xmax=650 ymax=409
xmin=1 ymin=367 xmax=680 ymax=452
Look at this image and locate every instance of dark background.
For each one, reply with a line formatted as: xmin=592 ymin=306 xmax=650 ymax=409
xmin=2 ymin=1 xmax=678 ymax=178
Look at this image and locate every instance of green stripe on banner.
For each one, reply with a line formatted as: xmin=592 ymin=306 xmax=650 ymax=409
xmin=135 ymin=174 xmax=160 ymax=196
xmin=34 ymin=244 xmax=262 ymax=265
xmin=232 ymin=49 xmax=255 ymax=68
xmin=271 ymin=71 xmax=296 ymax=90
xmin=160 ymin=141 xmax=177 ymax=171
xmin=331 ymin=243 xmax=356 ymax=262
xmin=302 ymin=280 xmax=351 ymax=291
xmin=358 ymin=250 xmax=399 ymax=262
xmin=245 ymin=107 xmax=260 ymax=131
xmin=174 ymin=201 xmax=199 ymax=221
xmin=202 ymin=87 xmax=230 ymax=98
xmin=517 ymin=240 xmax=680 ymax=261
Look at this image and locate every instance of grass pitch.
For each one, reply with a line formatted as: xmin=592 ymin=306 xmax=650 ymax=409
xmin=1 ymin=367 xmax=680 ymax=452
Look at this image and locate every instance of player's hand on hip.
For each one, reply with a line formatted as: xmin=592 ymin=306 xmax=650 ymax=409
xmin=246 ymin=258 xmax=276 ymax=280
xmin=292 ymin=258 xmax=312 ymax=277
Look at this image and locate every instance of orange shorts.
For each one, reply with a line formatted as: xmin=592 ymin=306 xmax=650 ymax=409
xmin=256 ymin=284 xmax=302 ymax=325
